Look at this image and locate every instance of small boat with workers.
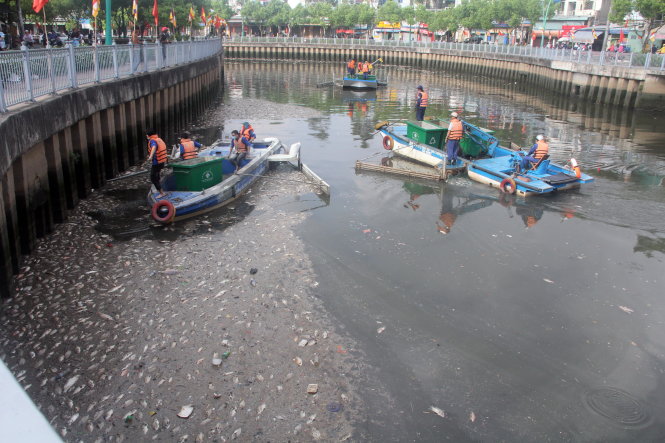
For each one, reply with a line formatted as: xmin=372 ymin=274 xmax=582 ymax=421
xmin=375 ymin=118 xmax=594 ymax=196
xmin=147 ymin=137 xmax=301 ymax=223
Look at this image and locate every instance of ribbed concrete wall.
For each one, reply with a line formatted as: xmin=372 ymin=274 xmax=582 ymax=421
xmin=0 ymin=52 xmax=223 ymax=298
xmin=223 ymin=43 xmax=665 ymax=110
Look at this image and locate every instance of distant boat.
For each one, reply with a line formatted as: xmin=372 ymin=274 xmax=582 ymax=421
xmin=343 ymin=74 xmax=378 ymax=90
xmin=147 ymin=137 xmax=300 ymax=223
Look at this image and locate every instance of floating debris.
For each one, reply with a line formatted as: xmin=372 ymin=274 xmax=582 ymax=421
xmin=212 ymin=353 xmax=222 ymax=366
xmin=428 ymin=406 xmax=446 ymax=418
xmin=618 ymin=305 xmax=634 ymax=314
xmin=177 ymin=405 xmax=194 ymax=419
xmin=307 ymin=384 xmax=319 ymax=394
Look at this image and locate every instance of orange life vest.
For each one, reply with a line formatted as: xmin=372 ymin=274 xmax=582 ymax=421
xmin=147 ymin=136 xmax=167 ymax=164
xmin=240 ymin=125 xmax=254 ymax=140
xmin=448 ymin=118 xmax=463 ymax=140
xmin=418 ymin=91 xmax=428 ymax=108
xmin=180 ymin=139 xmax=197 ymax=160
xmin=347 ymin=60 xmax=355 ymax=69
xmin=534 ymin=140 xmax=549 ymax=159
xmin=361 ymin=63 xmax=369 ymax=73
xmin=234 ymin=137 xmax=249 ymax=153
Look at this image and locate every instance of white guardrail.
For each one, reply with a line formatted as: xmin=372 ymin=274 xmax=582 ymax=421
xmin=0 ymin=38 xmax=221 ymax=113
xmin=226 ymin=36 xmax=665 ymax=72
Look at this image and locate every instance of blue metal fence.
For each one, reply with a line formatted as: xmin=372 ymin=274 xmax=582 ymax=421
xmin=0 ymin=38 xmax=221 ymax=113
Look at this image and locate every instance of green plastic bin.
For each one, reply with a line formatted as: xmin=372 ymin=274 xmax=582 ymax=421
xmin=459 ymin=127 xmax=495 ymax=157
xmin=172 ymin=156 xmax=223 ymax=191
xmin=406 ymin=121 xmax=446 ymax=148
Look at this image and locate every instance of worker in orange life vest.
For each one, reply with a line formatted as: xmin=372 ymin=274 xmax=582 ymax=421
xmin=229 ymin=129 xmax=253 ymax=173
xmin=178 ymin=131 xmax=203 ymax=160
xmin=346 ymin=58 xmax=356 ymax=76
xmin=415 ymin=85 xmax=428 ymax=121
xmin=445 ymin=112 xmax=463 ymax=164
xmin=146 ymin=130 xmax=168 ymax=197
xmin=240 ymin=122 xmax=256 ymax=142
xmin=520 ymin=134 xmax=549 ymax=171
xmin=360 ymin=61 xmax=370 ymax=80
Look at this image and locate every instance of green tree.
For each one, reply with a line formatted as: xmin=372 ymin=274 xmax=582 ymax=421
xmin=610 ymin=0 xmax=665 ymax=52
xmin=376 ymin=0 xmax=402 ymax=23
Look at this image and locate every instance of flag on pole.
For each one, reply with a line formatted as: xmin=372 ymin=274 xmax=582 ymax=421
xmin=189 ymin=6 xmax=195 ymax=23
xmin=201 ymin=7 xmax=206 ymax=24
xmin=619 ymin=28 xmax=625 ymax=43
xmin=592 ymin=28 xmax=597 ymax=40
xmin=92 ymin=0 xmax=100 ymax=17
xmin=169 ymin=9 xmax=176 ymax=27
xmin=32 ymin=0 xmax=48 ymax=13
xmin=650 ymin=30 xmax=656 ymax=42
xmin=152 ymin=0 xmax=159 ymax=26
xmin=214 ymin=15 xmax=222 ymax=29
xmin=132 ymin=0 xmax=138 ymax=21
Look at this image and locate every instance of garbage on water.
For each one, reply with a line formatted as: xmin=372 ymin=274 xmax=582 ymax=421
xmin=428 ymin=406 xmax=446 ymax=418
xmin=307 ymin=384 xmax=319 ymax=394
xmin=177 ymin=405 xmax=194 ymax=418
xmin=222 ymin=351 xmax=231 ymax=359
xmin=250 ymin=268 xmax=258 ymax=275
xmin=377 ymin=326 xmax=386 ymax=334
xmin=327 ymin=402 xmax=342 ymax=412
xmin=470 ymin=411 xmax=476 ymax=422
xmin=212 ymin=353 xmax=222 ymax=366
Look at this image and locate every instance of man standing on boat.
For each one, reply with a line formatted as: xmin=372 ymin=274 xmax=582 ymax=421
xmin=346 ymin=58 xmax=356 ymax=76
xmin=415 ymin=86 xmax=428 ymax=121
xmin=240 ymin=122 xmax=256 ymax=143
xmin=445 ymin=112 xmax=463 ymax=164
xmin=520 ymin=134 xmax=549 ymax=171
xmin=178 ymin=132 xmax=203 ymax=160
xmin=229 ymin=130 xmax=253 ymax=174
xmin=361 ymin=61 xmax=370 ymax=80
xmin=146 ymin=130 xmax=168 ymax=197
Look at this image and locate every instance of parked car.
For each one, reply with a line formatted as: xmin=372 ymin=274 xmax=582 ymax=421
xmin=464 ymin=35 xmax=485 ymax=44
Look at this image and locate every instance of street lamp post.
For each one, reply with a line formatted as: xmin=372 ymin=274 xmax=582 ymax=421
xmin=539 ymin=0 xmax=561 ymax=48
xmin=105 ymin=0 xmax=112 ymax=45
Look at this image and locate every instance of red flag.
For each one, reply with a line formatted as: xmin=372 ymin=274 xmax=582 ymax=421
xmin=33 ymin=0 xmax=48 ymax=13
xmin=152 ymin=0 xmax=158 ymax=26
xmin=200 ymin=7 xmax=206 ymax=24
xmin=619 ymin=28 xmax=625 ymax=43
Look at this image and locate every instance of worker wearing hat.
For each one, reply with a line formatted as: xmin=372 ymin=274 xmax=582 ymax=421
xmin=240 ymin=122 xmax=256 ymax=142
xmin=415 ymin=86 xmax=428 ymax=121
xmin=444 ymin=112 xmax=463 ymax=165
xmin=520 ymin=134 xmax=549 ymax=171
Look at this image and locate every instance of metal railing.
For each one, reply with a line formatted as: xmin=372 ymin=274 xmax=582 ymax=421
xmin=0 ymin=38 xmax=221 ymax=113
xmin=226 ymin=36 xmax=665 ymax=72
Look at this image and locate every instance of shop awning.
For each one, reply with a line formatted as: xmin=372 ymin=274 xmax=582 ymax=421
xmin=571 ymin=30 xmax=596 ymax=43
xmin=654 ymin=25 xmax=665 ymax=40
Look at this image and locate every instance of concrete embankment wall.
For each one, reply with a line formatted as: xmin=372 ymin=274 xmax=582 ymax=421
xmin=224 ymin=43 xmax=665 ymax=110
xmin=0 ymin=53 xmax=223 ymax=298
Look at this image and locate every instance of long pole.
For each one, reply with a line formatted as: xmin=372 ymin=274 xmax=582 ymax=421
xmin=601 ymin=0 xmax=613 ymax=51
xmin=105 ymin=0 xmax=112 ymax=44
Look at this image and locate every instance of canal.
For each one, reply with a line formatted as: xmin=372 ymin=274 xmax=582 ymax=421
xmin=6 ymin=60 xmax=665 ymax=441
xmin=214 ymin=61 xmax=665 ymax=441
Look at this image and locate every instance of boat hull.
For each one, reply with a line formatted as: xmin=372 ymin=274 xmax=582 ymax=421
xmin=147 ymin=138 xmax=283 ymax=222
xmin=343 ymin=77 xmax=378 ymax=90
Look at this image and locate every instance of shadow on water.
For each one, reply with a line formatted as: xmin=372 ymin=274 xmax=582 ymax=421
xmin=87 ymin=185 xmax=257 ymax=242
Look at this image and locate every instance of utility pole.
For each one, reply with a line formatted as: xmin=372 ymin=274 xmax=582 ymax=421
xmin=105 ymin=0 xmax=112 ymax=44
xmin=540 ymin=0 xmax=552 ymax=48
xmin=601 ymin=0 xmax=613 ymax=52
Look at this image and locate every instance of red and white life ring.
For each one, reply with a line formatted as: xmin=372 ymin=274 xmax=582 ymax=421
xmin=570 ymin=158 xmax=582 ymax=178
xmin=151 ymin=200 xmax=175 ymax=224
xmin=500 ymin=177 xmax=516 ymax=194
xmin=383 ymin=135 xmax=394 ymax=150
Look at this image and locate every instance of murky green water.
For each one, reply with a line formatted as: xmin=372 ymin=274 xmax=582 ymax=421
xmin=104 ymin=60 xmax=665 ymax=441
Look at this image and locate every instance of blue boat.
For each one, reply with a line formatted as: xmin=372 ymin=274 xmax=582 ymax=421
xmin=147 ymin=137 xmax=300 ymax=223
xmin=463 ymin=125 xmax=595 ymax=196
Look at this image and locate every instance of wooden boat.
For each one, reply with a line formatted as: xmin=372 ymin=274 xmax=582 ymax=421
xmin=343 ymin=74 xmax=378 ymax=90
xmin=147 ymin=137 xmax=300 ymax=223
